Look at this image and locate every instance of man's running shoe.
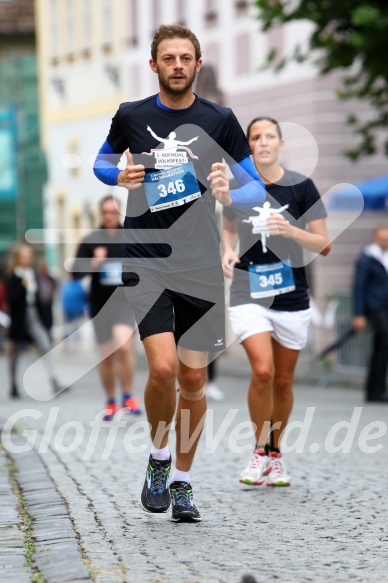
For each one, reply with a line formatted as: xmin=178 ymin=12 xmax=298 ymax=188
xmin=266 ymin=452 xmax=290 ymax=487
xmin=239 ymin=448 xmax=271 ymax=485
xmin=141 ymin=455 xmax=171 ymax=513
xmin=170 ymin=481 xmax=201 ymax=523
xmin=103 ymin=401 xmax=118 ymax=421
xmin=122 ymin=395 xmax=142 ymax=415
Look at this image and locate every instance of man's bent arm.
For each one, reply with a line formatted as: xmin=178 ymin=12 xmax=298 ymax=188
xmin=229 ymin=157 xmax=266 ymax=210
xmin=93 ymin=140 xmax=122 ymax=186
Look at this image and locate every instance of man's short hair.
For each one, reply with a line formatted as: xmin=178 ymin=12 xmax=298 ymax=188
xmin=99 ymin=195 xmax=121 ymax=209
xmin=373 ymin=223 xmax=388 ymax=236
xmin=151 ymin=24 xmax=202 ymax=62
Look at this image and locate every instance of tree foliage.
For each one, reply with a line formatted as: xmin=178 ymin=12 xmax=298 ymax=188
xmin=255 ymin=0 xmax=388 ymax=160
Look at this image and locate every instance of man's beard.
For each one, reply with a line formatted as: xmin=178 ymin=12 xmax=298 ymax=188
xmin=157 ymin=68 xmax=197 ymax=96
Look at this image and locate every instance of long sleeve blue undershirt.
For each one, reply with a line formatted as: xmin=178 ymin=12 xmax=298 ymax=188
xmin=93 ymin=140 xmax=265 ymax=209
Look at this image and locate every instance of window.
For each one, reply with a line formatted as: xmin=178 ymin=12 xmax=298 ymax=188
xmin=82 ymin=0 xmax=92 ymax=52
xmin=88 ymin=204 xmax=98 ymax=228
xmin=235 ymin=0 xmax=249 ymax=17
xmin=204 ymin=0 xmax=218 ymax=25
xmin=50 ymin=0 xmax=60 ymax=60
xmin=152 ymin=0 xmax=160 ymax=31
xmin=235 ymin=34 xmax=251 ymax=76
xmin=176 ymin=0 xmax=186 ymax=25
xmin=102 ymin=0 xmax=113 ymax=46
xmin=72 ymin=209 xmax=81 ymax=230
xmin=66 ymin=0 xmax=76 ymax=56
xmin=128 ymin=0 xmax=138 ymax=46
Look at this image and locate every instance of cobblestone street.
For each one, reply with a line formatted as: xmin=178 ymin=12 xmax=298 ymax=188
xmin=1 ymin=350 xmax=387 ymax=583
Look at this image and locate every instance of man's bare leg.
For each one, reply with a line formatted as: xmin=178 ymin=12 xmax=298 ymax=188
xmin=140 ymin=332 xmax=178 ymax=514
xmin=175 ymin=348 xmax=208 ymax=472
xmin=143 ymin=332 xmax=178 ymax=449
xmin=167 ymin=348 xmax=207 ymax=523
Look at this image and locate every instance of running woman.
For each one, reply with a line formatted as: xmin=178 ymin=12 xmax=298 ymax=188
xmin=222 ymin=117 xmax=330 ymax=487
xmin=93 ymin=26 xmax=265 ymax=522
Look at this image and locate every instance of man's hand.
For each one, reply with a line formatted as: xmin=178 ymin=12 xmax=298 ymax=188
xmin=353 ymin=316 xmax=367 ymax=332
xmin=117 ymin=151 xmax=145 ymax=190
xmin=207 ymin=163 xmax=232 ymax=206
xmin=222 ymin=248 xmax=240 ymax=279
xmin=91 ymin=246 xmax=107 ymax=268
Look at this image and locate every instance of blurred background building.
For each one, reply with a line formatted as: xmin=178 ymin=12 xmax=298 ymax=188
xmin=1 ymin=0 xmax=387 ymax=371
xmin=0 ymin=0 xmax=46 ymax=266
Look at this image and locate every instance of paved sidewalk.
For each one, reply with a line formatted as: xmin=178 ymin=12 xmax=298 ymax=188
xmin=0 ymin=349 xmax=387 ymax=583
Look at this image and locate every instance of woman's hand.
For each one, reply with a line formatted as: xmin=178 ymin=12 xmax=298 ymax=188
xmin=222 ymin=248 xmax=240 ymax=278
xmin=266 ymin=213 xmax=293 ymax=237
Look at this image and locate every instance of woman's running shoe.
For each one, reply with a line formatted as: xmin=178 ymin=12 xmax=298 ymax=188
xmin=266 ymin=452 xmax=291 ymax=487
xmin=239 ymin=448 xmax=271 ymax=485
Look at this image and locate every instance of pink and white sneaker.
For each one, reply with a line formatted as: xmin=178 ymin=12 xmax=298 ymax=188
xmin=239 ymin=448 xmax=271 ymax=486
xmin=266 ymin=452 xmax=291 ymax=487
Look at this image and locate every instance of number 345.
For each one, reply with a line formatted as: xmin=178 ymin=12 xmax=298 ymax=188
xmin=157 ymin=179 xmax=185 ymax=197
xmin=259 ymin=273 xmax=283 ymax=287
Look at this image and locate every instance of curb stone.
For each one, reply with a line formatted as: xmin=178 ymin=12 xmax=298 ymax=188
xmin=5 ymin=437 xmax=92 ymax=583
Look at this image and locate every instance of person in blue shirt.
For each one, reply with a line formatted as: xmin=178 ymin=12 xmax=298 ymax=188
xmin=353 ymin=224 xmax=388 ymax=402
xmin=61 ymin=276 xmax=87 ymax=338
xmin=93 ymin=24 xmax=265 ymax=523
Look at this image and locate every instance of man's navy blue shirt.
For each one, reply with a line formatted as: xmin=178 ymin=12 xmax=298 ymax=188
xmin=104 ymin=94 xmax=252 ymax=273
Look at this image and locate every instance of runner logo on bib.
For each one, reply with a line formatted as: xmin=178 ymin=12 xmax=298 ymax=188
xmin=142 ymin=126 xmax=202 ymax=212
xmin=243 ymin=201 xmax=289 ymax=253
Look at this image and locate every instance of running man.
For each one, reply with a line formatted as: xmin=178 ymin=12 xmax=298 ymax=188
xmin=93 ymin=25 xmax=265 ymax=522
xmin=72 ymin=195 xmax=140 ymax=420
xmin=222 ymin=116 xmax=330 ymax=487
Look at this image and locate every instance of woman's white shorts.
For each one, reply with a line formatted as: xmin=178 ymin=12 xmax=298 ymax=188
xmin=228 ymin=303 xmax=312 ymax=350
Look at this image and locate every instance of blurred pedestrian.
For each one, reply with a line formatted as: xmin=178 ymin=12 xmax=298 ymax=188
xmin=36 ymin=259 xmax=56 ymax=340
xmin=71 ymin=195 xmax=140 ymax=420
xmin=352 ymin=224 xmax=388 ymax=403
xmin=4 ymin=244 xmax=63 ymax=398
xmin=222 ymin=116 xmax=330 ymax=487
xmin=61 ymin=274 xmax=88 ymax=343
xmin=0 ymin=272 xmax=8 ymax=352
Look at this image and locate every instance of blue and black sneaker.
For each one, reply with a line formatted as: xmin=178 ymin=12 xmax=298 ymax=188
xmin=140 ymin=455 xmax=171 ymax=513
xmin=169 ymin=481 xmax=201 ymax=523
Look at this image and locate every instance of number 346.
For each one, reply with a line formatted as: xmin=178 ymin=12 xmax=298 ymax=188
xmin=157 ymin=179 xmax=185 ymax=197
